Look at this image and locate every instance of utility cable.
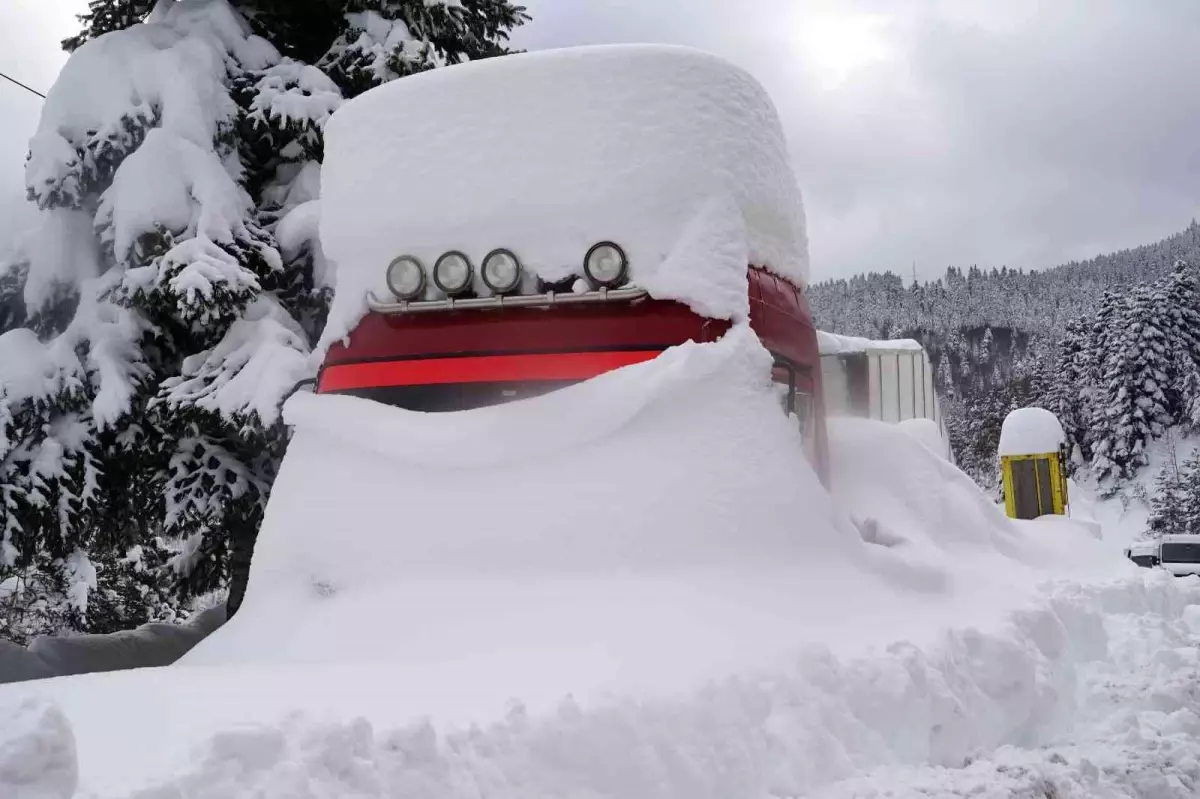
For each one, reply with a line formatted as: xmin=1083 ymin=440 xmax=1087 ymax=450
xmin=0 ymin=70 xmax=46 ymax=99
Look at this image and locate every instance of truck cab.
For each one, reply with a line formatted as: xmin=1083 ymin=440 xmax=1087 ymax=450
xmin=317 ymin=259 xmax=830 ymax=485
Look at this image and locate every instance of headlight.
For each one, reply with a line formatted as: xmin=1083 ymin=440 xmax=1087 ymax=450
xmin=386 ymin=255 xmax=426 ymax=300
xmin=434 ymin=250 xmax=474 ymax=296
xmin=481 ymin=248 xmax=522 ymax=294
xmin=583 ymin=241 xmax=628 ymax=288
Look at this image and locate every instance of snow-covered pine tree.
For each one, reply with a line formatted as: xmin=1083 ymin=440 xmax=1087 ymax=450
xmin=1181 ymin=450 xmax=1200 ymax=536
xmin=1090 ymin=287 xmax=1172 ymax=483
xmin=2 ymin=0 xmax=527 ymax=640
xmin=64 ymin=1 xmax=532 ymax=100
xmin=62 ymin=0 xmax=160 ymax=52
xmin=2 ymin=1 xmax=324 ymax=639
xmin=1046 ymin=317 xmax=1090 ymax=464
xmin=1145 ymin=443 xmax=1193 ymax=538
xmin=1162 ymin=260 xmax=1200 ymax=431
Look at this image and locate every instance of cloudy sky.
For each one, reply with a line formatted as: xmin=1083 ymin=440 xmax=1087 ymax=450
xmin=3 ymin=0 xmax=1199 ymax=281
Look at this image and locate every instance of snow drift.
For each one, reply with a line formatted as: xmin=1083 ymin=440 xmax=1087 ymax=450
xmin=319 ymin=44 xmax=808 ymax=345
xmin=0 ymin=311 xmax=1151 ymax=797
xmin=188 ymin=326 xmax=892 ymax=675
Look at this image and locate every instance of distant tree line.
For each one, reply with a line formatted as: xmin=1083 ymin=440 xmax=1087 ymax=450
xmin=809 ymin=223 xmax=1200 ymax=509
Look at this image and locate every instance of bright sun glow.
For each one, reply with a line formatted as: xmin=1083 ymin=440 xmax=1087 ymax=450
xmin=792 ymin=11 xmax=892 ymax=90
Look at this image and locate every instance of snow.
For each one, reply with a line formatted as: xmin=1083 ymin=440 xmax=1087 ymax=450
xmin=0 ymin=282 xmax=1188 ymax=796
xmin=817 ymin=330 xmax=925 ymax=355
xmin=276 ymin=199 xmax=332 ymax=288
xmin=2 ymin=322 xmax=1173 ymax=796
xmin=1129 ymin=541 xmax=1159 ymax=557
xmin=96 ymin=128 xmax=257 ymax=268
xmin=318 ymin=44 xmax=807 ymax=346
xmin=247 ymin=61 xmax=342 ymax=134
xmin=62 ymin=551 xmax=97 ymax=619
xmin=332 ymin=10 xmax=437 ymax=85
xmin=23 ymin=209 xmax=101 ymax=314
xmin=26 ymin=1 xmax=262 ymax=205
xmin=898 ymin=417 xmax=951 ymax=460
xmin=999 ymin=407 xmax=1067 ymax=456
xmin=157 ymin=295 xmax=312 ymax=428
xmin=0 ymin=699 xmax=77 ymax=799
xmin=25 ymin=605 xmax=227 ymax=679
xmin=0 ymin=329 xmax=82 ymax=424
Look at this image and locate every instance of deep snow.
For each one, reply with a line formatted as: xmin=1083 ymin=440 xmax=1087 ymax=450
xmin=0 ymin=325 xmax=1168 ymax=798
xmin=318 ymin=44 xmax=808 ymax=346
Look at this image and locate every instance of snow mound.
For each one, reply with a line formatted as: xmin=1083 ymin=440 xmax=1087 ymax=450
xmin=1000 ymin=407 xmax=1066 ymax=456
xmin=319 ymin=44 xmax=807 ymax=345
xmin=897 ymin=417 xmax=950 ymax=460
xmin=188 ymin=326 xmax=880 ymax=669
xmin=0 ymin=699 xmax=77 ymax=799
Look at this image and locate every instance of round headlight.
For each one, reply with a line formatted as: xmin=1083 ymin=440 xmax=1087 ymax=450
xmin=434 ymin=250 xmax=473 ymax=296
xmin=481 ymin=248 xmax=523 ymax=294
xmin=583 ymin=241 xmax=628 ymax=288
xmin=386 ymin=255 xmax=426 ymax=300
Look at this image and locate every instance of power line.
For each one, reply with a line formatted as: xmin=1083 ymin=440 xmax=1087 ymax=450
xmin=0 ymin=70 xmax=46 ymax=100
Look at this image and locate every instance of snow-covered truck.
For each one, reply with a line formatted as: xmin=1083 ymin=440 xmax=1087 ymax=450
xmin=313 ymin=44 xmax=831 ymax=483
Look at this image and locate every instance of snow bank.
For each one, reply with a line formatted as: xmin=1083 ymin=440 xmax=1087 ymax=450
xmin=319 ymin=44 xmax=807 ymax=345
xmin=16 ymin=575 xmax=1197 ymax=798
xmin=827 ymin=417 xmax=1118 ymax=580
xmin=24 ymin=604 xmax=227 ymax=680
xmin=0 ymin=641 xmax=55 ymax=684
xmin=999 ymin=407 xmax=1066 ymax=456
xmin=817 ymin=330 xmax=924 ymax=355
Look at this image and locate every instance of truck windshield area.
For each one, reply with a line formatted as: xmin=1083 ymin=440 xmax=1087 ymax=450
xmin=1160 ymin=543 xmax=1200 ymax=564
xmin=338 ymin=380 xmax=579 ymax=412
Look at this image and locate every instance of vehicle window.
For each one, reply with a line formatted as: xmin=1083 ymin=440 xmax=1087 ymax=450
xmin=1160 ymin=543 xmax=1200 ymax=563
xmin=339 ymin=380 xmax=578 ymax=412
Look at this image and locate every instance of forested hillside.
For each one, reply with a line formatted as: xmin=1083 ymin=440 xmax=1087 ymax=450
xmin=809 ymin=222 xmax=1200 ymax=494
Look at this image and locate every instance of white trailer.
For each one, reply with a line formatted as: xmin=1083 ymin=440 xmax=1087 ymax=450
xmin=817 ymin=331 xmax=951 ymax=457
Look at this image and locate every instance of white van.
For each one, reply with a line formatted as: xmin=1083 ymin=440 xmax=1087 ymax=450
xmin=1157 ymin=535 xmax=1200 ymax=576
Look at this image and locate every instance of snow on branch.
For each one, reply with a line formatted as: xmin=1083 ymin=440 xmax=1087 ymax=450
xmin=156 ymin=296 xmax=312 ymax=432
xmin=246 ymin=61 xmax=342 ymax=137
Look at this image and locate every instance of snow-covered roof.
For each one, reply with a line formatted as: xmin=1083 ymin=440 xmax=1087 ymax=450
xmin=998 ymin=407 xmax=1066 ymax=456
xmin=1160 ymin=534 xmax=1200 ymax=545
xmin=817 ymin=331 xmax=925 ymax=356
xmin=319 ymin=44 xmax=808 ymax=346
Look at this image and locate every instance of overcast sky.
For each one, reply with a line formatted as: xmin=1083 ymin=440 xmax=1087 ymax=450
xmin=3 ymin=0 xmax=1199 ymax=281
